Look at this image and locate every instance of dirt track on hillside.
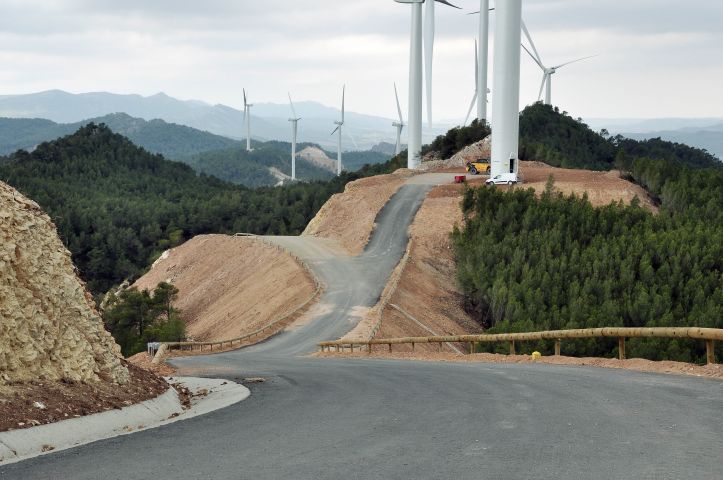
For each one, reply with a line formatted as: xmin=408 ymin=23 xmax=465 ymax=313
xmin=302 ymin=170 xmax=413 ymax=255
xmin=363 ymin=161 xmax=658 ymax=346
xmin=133 ymin=235 xmax=316 ymax=342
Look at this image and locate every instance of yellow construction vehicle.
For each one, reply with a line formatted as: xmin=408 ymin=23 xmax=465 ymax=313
xmin=465 ymin=158 xmax=491 ymax=175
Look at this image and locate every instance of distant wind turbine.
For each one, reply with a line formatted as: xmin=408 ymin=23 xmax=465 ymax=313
xmin=394 ymin=0 xmax=461 ymax=169
xmin=521 ymin=22 xmax=597 ymax=105
xmin=468 ymin=2 xmax=494 ymax=122
xmin=243 ymin=89 xmax=253 ymax=152
xmin=392 ymin=83 xmax=405 ymax=156
xmin=330 ymin=85 xmax=345 ymax=175
xmin=288 ymin=93 xmax=301 ymax=181
xmin=464 ymin=40 xmax=479 ymax=126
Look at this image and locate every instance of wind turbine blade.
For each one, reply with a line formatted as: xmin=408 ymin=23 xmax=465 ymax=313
xmin=467 ymin=7 xmax=494 ymax=14
xmin=346 ymin=131 xmax=359 ymax=150
xmin=288 ymin=93 xmax=297 ymax=119
xmin=537 ymin=74 xmax=547 ymax=102
xmin=474 ymin=39 xmax=479 ymax=89
xmin=434 ymin=0 xmax=461 ymax=8
xmin=394 ymin=82 xmax=403 ymax=123
xmin=341 ymin=85 xmax=345 ymax=123
xmin=521 ymin=20 xmax=544 ymax=67
xmin=243 ymin=88 xmax=247 ymax=106
xmin=424 ymin=0 xmax=435 ymax=127
xmin=331 ymin=126 xmax=340 ymax=136
xmin=464 ymin=91 xmax=478 ymax=126
xmin=522 ymin=44 xmax=545 ymax=71
xmin=554 ymin=54 xmax=599 ymax=69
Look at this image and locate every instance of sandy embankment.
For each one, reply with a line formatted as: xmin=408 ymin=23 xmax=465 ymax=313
xmin=133 ymin=234 xmax=316 ymax=343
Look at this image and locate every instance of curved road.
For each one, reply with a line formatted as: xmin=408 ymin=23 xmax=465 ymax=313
xmin=3 ymin=174 xmax=721 ymax=479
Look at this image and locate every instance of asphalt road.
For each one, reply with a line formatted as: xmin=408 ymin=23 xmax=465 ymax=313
xmin=4 ymin=174 xmax=721 ymax=479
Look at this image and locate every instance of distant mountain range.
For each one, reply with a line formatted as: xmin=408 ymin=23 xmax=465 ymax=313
xmin=0 ymin=90 xmax=449 ymax=151
xmin=0 ymin=114 xmax=391 ymax=187
xmin=0 ymin=113 xmax=239 ymax=157
xmin=584 ymin=117 xmax=723 ymax=159
xmin=621 ymin=125 xmax=723 ymax=160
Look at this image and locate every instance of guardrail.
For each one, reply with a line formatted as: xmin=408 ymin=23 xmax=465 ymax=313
xmin=318 ymin=327 xmax=722 ymax=364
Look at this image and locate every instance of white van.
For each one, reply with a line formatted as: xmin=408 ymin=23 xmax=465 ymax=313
xmin=485 ymin=173 xmax=518 ymax=185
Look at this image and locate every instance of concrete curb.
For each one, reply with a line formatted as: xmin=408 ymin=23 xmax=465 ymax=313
xmin=0 ymin=376 xmax=249 ymax=465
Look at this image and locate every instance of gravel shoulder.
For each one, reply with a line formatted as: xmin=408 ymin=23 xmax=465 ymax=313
xmin=315 ymin=351 xmax=723 ymax=380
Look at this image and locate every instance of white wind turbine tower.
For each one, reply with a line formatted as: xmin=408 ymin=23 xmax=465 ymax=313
xmin=392 ymin=83 xmax=405 ymax=156
xmin=521 ymin=23 xmax=597 ymax=105
xmin=331 ymin=85 xmax=345 ymax=176
xmin=490 ymin=0 xmax=522 ymax=178
xmin=243 ymin=88 xmax=253 ymax=152
xmin=288 ymin=93 xmax=301 ymax=181
xmin=394 ymin=0 xmax=460 ymax=170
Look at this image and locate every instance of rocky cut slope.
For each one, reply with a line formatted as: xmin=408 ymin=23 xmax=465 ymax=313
xmin=0 ymin=181 xmax=128 ymax=385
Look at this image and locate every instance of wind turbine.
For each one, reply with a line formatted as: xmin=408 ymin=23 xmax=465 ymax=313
xmin=394 ymin=0 xmax=460 ymax=170
xmin=464 ymin=40 xmax=479 ymax=126
xmin=521 ymin=23 xmax=597 ymax=105
xmin=468 ymin=2 xmax=493 ymax=122
xmin=288 ymin=93 xmax=301 ymax=181
xmin=243 ymin=88 xmax=253 ymax=152
xmin=331 ymin=85 xmax=345 ymax=176
xmin=392 ymin=83 xmax=405 ymax=156
xmin=490 ymin=0 xmax=522 ymax=178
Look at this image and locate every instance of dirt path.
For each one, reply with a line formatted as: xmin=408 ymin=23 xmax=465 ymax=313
xmin=302 ymin=170 xmax=413 ymax=255
xmin=357 ymin=160 xmax=658 ymax=348
xmin=133 ymin=235 xmax=316 ymax=342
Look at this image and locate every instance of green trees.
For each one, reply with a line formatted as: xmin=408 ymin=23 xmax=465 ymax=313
xmin=453 ymin=163 xmax=722 ymax=362
xmin=518 ymin=103 xmax=719 ymax=170
xmin=0 ymin=124 xmax=356 ymax=295
xmin=103 ymin=282 xmax=186 ymax=356
xmin=422 ymin=119 xmax=491 ymax=159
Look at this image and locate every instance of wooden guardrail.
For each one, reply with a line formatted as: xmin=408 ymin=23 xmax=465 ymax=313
xmin=318 ymin=327 xmax=722 ymax=364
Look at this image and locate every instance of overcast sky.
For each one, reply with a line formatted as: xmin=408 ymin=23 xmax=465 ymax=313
xmin=1 ymin=0 xmax=722 ymax=120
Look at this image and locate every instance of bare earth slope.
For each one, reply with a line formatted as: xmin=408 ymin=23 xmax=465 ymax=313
xmin=366 ymin=161 xmax=657 ymax=348
xmin=133 ymin=235 xmax=315 ymax=342
xmin=302 ymin=170 xmax=412 ymax=255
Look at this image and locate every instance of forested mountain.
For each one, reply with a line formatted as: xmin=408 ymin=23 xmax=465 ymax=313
xmin=0 ymin=113 xmax=239 ymax=157
xmin=0 ymin=124 xmax=366 ymax=295
xmin=518 ymin=103 xmax=720 ymax=170
xmin=180 ymin=143 xmax=336 ymax=188
xmin=0 ymin=114 xmax=391 ymax=187
xmin=623 ymin=127 xmax=723 ymax=160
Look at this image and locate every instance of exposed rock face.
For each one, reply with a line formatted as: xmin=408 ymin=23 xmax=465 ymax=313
xmin=0 ymin=181 xmax=128 ymax=385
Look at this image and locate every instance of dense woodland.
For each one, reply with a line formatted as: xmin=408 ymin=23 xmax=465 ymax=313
xmin=0 ymin=124 xmax=366 ymax=295
xmin=518 ymin=103 xmax=719 ymax=170
xmin=455 ymin=110 xmax=722 ymax=363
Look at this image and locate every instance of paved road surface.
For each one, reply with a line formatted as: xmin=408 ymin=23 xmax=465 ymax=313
xmin=4 ymin=173 xmax=721 ymax=479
